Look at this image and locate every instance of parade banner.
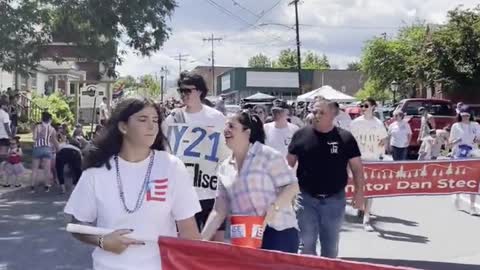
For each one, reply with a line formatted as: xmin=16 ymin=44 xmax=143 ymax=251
xmin=346 ymin=159 xmax=480 ymax=199
xmin=166 ymin=124 xmax=230 ymax=200
xmin=158 ymin=237 xmax=416 ymax=270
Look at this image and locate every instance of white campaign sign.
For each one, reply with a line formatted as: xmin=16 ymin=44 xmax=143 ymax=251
xmin=166 ymin=124 xmax=231 ymax=200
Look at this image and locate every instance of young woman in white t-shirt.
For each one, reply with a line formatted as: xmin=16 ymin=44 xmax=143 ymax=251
xmin=350 ymin=98 xmax=388 ymax=232
xmin=449 ymin=107 xmax=480 ymax=215
xmin=64 ymin=97 xmax=201 ymax=270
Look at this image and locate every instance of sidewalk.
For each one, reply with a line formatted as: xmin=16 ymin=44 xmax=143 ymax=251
xmin=0 ymin=170 xmax=32 ymax=197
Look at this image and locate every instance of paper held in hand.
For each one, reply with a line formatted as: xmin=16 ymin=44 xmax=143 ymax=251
xmin=66 ymin=223 xmax=152 ymax=242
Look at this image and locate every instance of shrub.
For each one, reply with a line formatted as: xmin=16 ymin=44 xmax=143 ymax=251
xmin=32 ymin=93 xmax=75 ymax=126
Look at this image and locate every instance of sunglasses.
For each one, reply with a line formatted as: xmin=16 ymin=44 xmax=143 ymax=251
xmin=359 ymin=104 xmax=370 ymax=108
xmin=177 ymin=87 xmax=197 ymax=94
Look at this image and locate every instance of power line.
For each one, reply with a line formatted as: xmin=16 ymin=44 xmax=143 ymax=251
xmin=231 ymin=0 xmax=260 ymax=18
xmin=253 ymin=0 xmax=284 ymax=24
xmin=173 ymin=53 xmax=189 ymax=75
xmin=203 ymin=0 xmax=255 ymax=27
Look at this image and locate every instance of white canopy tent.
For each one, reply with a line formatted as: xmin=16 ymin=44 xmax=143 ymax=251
xmin=297 ymin=85 xmax=357 ymax=103
xmin=244 ymin=92 xmax=276 ymax=101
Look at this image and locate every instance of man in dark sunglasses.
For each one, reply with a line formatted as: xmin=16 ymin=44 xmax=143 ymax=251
xmin=163 ymin=72 xmax=227 ymax=242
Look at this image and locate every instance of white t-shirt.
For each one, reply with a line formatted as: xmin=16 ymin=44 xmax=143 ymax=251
xmin=350 ymin=115 xmax=388 ymax=160
xmin=334 ymin=110 xmax=352 ymax=131
xmin=388 ymin=120 xmax=412 ymax=148
xmin=99 ymin=102 xmax=109 ymax=121
xmin=449 ymin=122 xmax=480 ymax=155
xmin=264 ymin=122 xmax=299 ymax=156
xmin=163 ymin=105 xmax=226 ymax=130
xmin=64 ymin=151 xmax=201 ymax=270
xmin=0 ymin=109 xmax=10 ymax=139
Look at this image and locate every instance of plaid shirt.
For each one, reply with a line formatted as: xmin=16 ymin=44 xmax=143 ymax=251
xmin=217 ymin=142 xmax=298 ymax=231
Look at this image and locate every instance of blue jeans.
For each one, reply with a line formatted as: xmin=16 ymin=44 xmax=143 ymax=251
xmin=296 ymin=190 xmax=346 ymax=258
xmin=261 ymin=226 xmax=299 ymax=253
xmin=391 ymin=146 xmax=408 ymax=161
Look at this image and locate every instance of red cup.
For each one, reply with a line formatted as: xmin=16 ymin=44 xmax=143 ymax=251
xmin=230 ymin=215 xmax=265 ymax=249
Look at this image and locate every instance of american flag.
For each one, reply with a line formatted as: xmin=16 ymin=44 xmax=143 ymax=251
xmin=146 ymin=179 xmax=168 ymax=202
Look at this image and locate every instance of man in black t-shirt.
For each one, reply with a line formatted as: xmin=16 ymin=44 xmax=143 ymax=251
xmin=287 ymin=99 xmax=365 ymax=258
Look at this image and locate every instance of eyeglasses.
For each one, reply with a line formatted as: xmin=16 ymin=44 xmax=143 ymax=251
xmin=359 ymin=104 xmax=370 ymax=108
xmin=177 ymin=87 xmax=197 ymax=94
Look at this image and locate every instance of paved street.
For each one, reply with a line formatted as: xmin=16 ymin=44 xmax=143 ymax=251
xmin=0 ymin=187 xmax=479 ymax=270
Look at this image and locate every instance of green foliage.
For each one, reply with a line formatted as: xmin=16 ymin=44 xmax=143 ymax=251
xmin=0 ymin=1 xmax=51 ymax=77
xmin=302 ymin=51 xmax=330 ymax=70
xmin=248 ymin=54 xmax=272 ymax=68
xmin=48 ymin=0 xmax=177 ymax=75
xmin=273 ymin=49 xmax=297 ymax=68
xmin=137 ymin=75 xmax=161 ymax=98
xmin=356 ymin=79 xmax=392 ymax=102
xmin=32 ymin=93 xmax=74 ymax=126
xmin=360 ymin=24 xmax=429 ymax=99
xmin=347 ymin=62 xmax=361 ymax=71
xmin=272 ymin=49 xmax=331 ymax=70
xmin=429 ymin=6 xmax=480 ymax=94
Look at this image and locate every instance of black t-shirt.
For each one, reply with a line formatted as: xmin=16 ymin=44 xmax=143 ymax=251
xmin=288 ymin=126 xmax=361 ymax=195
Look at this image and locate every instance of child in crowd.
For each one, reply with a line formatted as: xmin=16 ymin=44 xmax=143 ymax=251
xmin=418 ymin=129 xmax=443 ymax=160
xmin=2 ymin=137 xmax=25 ymax=188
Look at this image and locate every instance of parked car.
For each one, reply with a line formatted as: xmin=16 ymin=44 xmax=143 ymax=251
xmin=386 ymin=98 xmax=457 ymax=154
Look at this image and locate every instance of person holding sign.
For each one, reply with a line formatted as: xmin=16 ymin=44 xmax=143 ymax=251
xmin=202 ymin=111 xmax=300 ymax=253
xmin=64 ymin=97 xmax=201 ymax=270
xmin=162 ymin=72 xmax=228 ymax=241
xmin=349 ymin=97 xmax=388 ymax=232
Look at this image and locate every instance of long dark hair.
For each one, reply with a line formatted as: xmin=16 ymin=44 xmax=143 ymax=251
xmin=82 ymin=97 xmax=167 ymax=170
xmin=236 ymin=111 xmax=266 ymax=144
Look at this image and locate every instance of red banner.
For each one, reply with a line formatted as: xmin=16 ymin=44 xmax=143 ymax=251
xmin=158 ymin=237 xmax=416 ymax=270
xmin=346 ymin=159 xmax=480 ymax=198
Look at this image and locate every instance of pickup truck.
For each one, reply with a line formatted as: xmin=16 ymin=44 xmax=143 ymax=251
xmin=386 ymin=98 xmax=457 ymax=154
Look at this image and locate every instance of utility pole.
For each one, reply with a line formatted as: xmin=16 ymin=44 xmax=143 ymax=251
xmin=289 ymin=0 xmax=302 ymax=94
xmin=174 ymin=53 xmax=189 ymax=75
xmin=160 ymin=66 xmax=168 ymax=103
xmin=203 ymin=34 xmax=222 ymax=96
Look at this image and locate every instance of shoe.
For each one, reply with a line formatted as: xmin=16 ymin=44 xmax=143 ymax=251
xmin=45 ymin=186 xmax=50 ymax=193
xmin=29 ymin=187 xmax=36 ymax=194
xmin=14 ymin=184 xmax=21 ymax=188
xmin=364 ymin=222 xmax=374 ymax=232
xmin=2 ymin=184 xmax=11 ymax=188
xmin=60 ymin=185 xmax=66 ymax=194
xmin=470 ymin=207 xmax=479 ymax=216
xmin=455 ymin=197 xmax=461 ymax=210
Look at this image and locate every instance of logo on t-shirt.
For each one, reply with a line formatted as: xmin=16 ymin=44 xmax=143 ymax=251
xmin=328 ymin=141 xmax=339 ymax=154
xmin=146 ymin=179 xmax=168 ymax=202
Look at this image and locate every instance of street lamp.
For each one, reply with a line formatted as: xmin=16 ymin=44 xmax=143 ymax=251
xmin=390 ymin=80 xmax=399 ymax=104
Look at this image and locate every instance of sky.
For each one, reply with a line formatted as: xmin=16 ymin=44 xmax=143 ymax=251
xmin=116 ymin=0 xmax=480 ymax=87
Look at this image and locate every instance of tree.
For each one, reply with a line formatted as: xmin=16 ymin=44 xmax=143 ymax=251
xmin=248 ymin=54 xmax=272 ymax=68
xmin=302 ymin=51 xmax=330 ymax=70
xmin=356 ymin=79 xmax=392 ymax=102
xmin=137 ymin=75 xmax=160 ymax=98
xmin=360 ymin=24 xmax=429 ymax=100
xmin=429 ymin=5 xmax=480 ymax=96
xmin=347 ymin=62 xmax=361 ymax=71
xmin=0 ymin=1 xmax=51 ymax=87
xmin=272 ymin=49 xmax=297 ymax=68
xmin=50 ymin=0 xmax=176 ymax=77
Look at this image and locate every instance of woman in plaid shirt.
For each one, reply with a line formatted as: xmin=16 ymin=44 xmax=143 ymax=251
xmin=201 ymin=111 xmax=300 ymax=253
